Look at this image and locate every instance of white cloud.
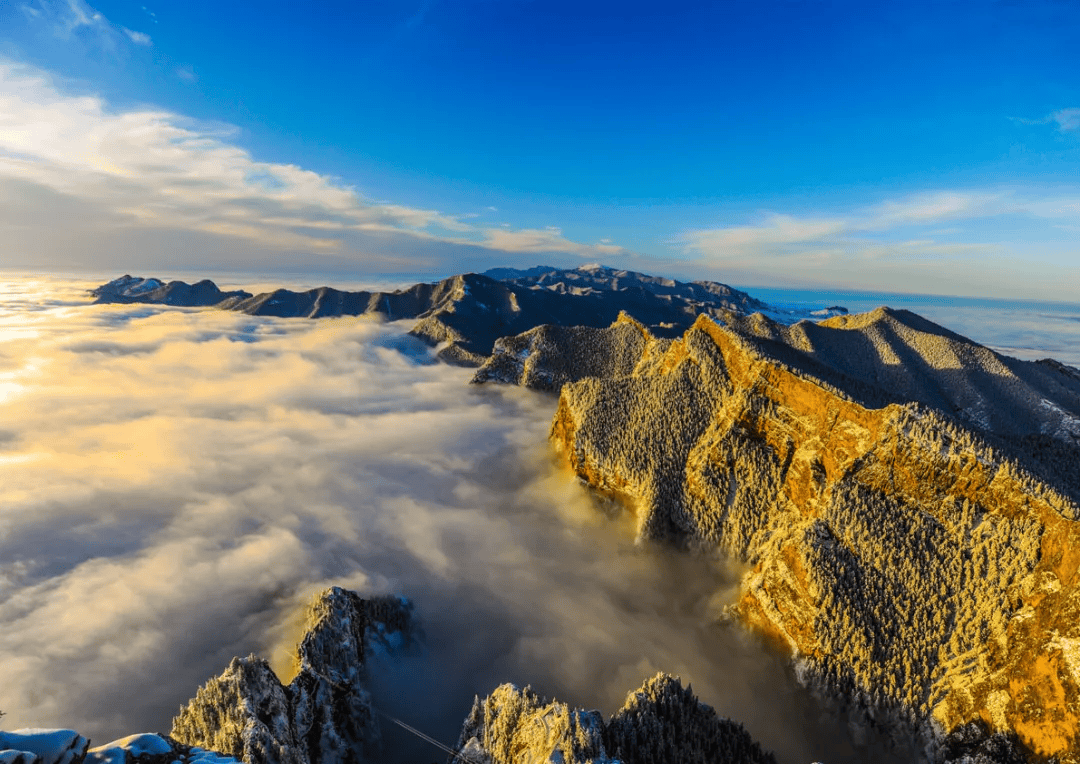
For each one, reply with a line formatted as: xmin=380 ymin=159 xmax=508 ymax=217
xmin=121 ymin=27 xmax=152 ymax=46
xmin=863 ymin=190 xmax=1011 ymax=228
xmin=0 ymin=61 xmax=628 ymax=275
xmin=683 ymin=214 xmax=847 ymax=252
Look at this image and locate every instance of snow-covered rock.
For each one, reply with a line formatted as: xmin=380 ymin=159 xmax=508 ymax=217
xmin=453 ymin=673 xmax=776 ymax=764
xmin=170 ymin=587 xmax=412 ymax=764
xmin=0 ymin=730 xmax=89 ymax=764
xmin=0 ymin=731 xmax=238 ymax=764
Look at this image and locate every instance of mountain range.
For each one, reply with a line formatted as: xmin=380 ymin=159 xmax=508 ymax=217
xmin=57 ymin=265 xmax=1080 ymax=762
xmin=479 ymin=306 xmax=1080 ymax=762
xmin=90 ymin=265 xmax=847 ymax=366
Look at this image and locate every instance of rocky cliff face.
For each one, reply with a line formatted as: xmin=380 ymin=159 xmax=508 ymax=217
xmin=454 ymin=673 xmax=776 ymax=764
xmin=170 ymin=587 xmax=412 ymax=764
xmin=500 ymin=311 xmax=1080 ymax=762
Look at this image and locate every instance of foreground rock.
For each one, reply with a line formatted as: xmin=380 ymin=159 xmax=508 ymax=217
xmin=0 ymin=730 xmax=235 ymax=764
xmin=90 ymin=266 xmax=846 ymax=366
xmin=455 ymin=673 xmax=777 ymax=764
xmin=480 ymin=310 xmax=1080 ymax=762
xmin=170 ymin=587 xmax=412 ymax=764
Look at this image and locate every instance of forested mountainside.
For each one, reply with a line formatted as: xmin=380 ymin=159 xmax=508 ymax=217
xmin=478 ymin=309 xmax=1080 ymax=762
xmin=456 ymin=674 xmax=776 ymax=764
xmin=170 ymin=588 xmax=412 ymax=764
xmin=90 ymin=266 xmax=844 ymax=366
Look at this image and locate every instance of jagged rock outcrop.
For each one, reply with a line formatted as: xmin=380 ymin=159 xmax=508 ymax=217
xmin=490 ymin=311 xmax=1080 ymax=762
xmin=0 ymin=730 xmax=236 ymax=764
xmin=455 ymin=684 xmax=612 ymax=764
xmin=454 ymin=673 xmax=775 ymax=764
xmin=170 ymin=587 xmax=412 ymax=764
xmin=89 ymin=266 xmax=846 ymax=367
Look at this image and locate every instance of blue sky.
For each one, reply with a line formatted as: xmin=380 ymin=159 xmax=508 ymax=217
xmin=2 ymin=0 xmax=1080 ymax=299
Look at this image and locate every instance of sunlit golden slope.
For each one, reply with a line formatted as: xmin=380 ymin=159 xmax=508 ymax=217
xmin=526 ymin=311 xmax=1080 ymax=761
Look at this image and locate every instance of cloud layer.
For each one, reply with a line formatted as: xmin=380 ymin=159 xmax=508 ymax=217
xmin=0 ymin=62 xmax=626 ymax=277
xmin=0 ymin=276 xmax=890 ymax=764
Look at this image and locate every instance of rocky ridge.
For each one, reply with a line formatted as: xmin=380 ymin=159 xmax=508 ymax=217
xmin=456 ymin=673 xmax=777 ymax=764
xmin=90 ymin=266 xmax=846 ymax=366
xmin=164 ymin=587 xmax=787 ymax=764
xmin=170 ymin=588 xmax=411 ymax=764
xmin=480 ymin=309 xmax=1080 ymax=761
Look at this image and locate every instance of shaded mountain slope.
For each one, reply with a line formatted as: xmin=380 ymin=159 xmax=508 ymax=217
xmin=476 ymin=312 xmax=1080 ymax=761
xmin=721 ymin=307 xmax=1080 ymax=446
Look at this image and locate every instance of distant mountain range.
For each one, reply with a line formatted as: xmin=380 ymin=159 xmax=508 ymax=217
xmin=90 ymin=265 xmax=847 ymax=366
xmin=83 ymin=265 xmax=1080 ymax=763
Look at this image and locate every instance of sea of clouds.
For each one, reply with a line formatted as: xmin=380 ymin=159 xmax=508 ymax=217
xmin=8 ymin=274 xmax=1072 ymax=763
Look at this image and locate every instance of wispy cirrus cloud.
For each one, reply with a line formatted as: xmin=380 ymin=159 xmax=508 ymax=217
xmin=0 ymin=62 xmax=626 ymax=275
xmin=20 ymin=0 xmax=152 ymax=48
xmin=1050 ymin=108 xmax=1080 ymax=132
xmin=1015 ymin=107 xmax=1080 ymax=133
xmin=678 ymin=189 xmax=1080 ymax=299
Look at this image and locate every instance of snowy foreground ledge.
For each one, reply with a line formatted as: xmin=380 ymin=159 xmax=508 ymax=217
xmin=0 ymin=730 xmax=236 ymax=764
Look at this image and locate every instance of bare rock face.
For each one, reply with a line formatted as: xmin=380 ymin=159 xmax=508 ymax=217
xmin=528 ymin=313 xmax=1080 ymax=762
xmin=454 ymin=673 xmax=775 ymax=764
xmin=170 ymin=587 xmax=412 ymax=764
